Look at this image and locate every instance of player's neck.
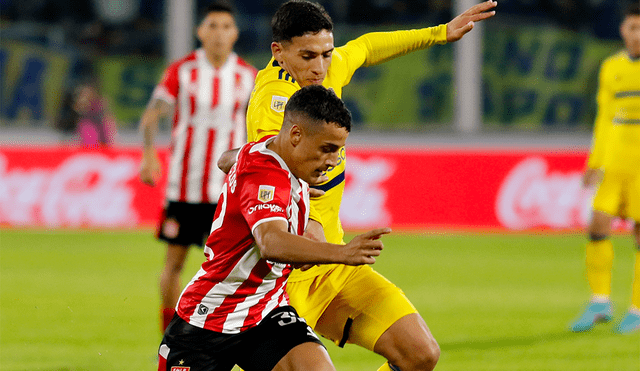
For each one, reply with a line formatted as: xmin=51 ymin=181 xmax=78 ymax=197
xmin=266 ymin=137 xmax=289 ymax=166
xmin=204 ymin=50 xmax=231 ymax=68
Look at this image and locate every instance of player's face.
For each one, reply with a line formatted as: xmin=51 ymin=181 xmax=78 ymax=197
xmin=197 ymin=11 xmax=238 ymax=60
xmin=272 ymin=30 xmax=334 ymax=87
xmin=291 ymin=122 xmax=348 ymax=185
xmin=621 ymin=15 xmax=640 ymax=58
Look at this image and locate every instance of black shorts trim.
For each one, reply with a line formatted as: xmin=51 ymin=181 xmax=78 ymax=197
xmin=160 ymin=306 xmax=323 ymax=371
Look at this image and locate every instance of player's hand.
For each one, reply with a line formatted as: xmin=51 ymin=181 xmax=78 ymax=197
xmin=582 ymin=168 xmax=603 ymax=188
xmin=139 ymin=149 xmax=161 ymax=186
xmin=309 ymin=188 xmax=325 ymax=198
xmin=342 ymin=228 xmax=392 ymax=265
xmin=446 ymin=0 xmax=497 ymax=42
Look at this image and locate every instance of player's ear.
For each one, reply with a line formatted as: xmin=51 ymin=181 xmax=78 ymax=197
xmin=196 ymin=23 xmax=205 ymax=43
xmin=289 ymin=124 xmax=302 ymax=147
xmin=271 ymin=42 xmax=283 ymax=62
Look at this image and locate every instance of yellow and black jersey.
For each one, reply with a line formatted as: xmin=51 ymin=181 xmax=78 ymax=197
xmin=246 ymin=25 xmax=448 ymax=253
xmin=588 ymin=51 xmax=640 ymax=174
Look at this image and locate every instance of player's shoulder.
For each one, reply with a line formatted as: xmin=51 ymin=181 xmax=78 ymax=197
xmin=256 ymin=59 xmax=299 ymax=87
xmin=237 ymin=141 xmax=290 ymax=179
xmin=602 ymin=50 xmax=630 ymax=67
xmin=252 ymin=61 xmax=299 ymax=109
xmin=167 ymin=50 xmax=199 ymax=70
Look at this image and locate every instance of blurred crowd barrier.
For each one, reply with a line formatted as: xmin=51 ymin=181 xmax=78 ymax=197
xmin=4 ymin=144 xmax=632 ymax=232
xmin=1 ymin=21 xmax=623 ymax=132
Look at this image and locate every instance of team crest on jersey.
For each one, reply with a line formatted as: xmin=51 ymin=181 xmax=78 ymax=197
xmin=258 ymin=185 xmax=275 ymax=203
xmin=270 ymin=95 xmax=288 ymax=112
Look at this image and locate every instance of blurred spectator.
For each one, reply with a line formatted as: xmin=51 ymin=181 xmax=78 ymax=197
xmin=68 ymin=81 xmax=117 ymax=147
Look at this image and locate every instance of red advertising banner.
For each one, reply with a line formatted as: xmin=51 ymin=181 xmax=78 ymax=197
xmin=0 ymin=146 xmax=169 ymax=228
xmin=0 ymin=145 xmax=605 ymax=231
xmin=342 ymin=148 xmax=594 ymax=230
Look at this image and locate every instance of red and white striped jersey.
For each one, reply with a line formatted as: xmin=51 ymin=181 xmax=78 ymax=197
xmin=153 ymin=48 xmax=257 ymax=204
xmin=176 ymin=138 xmax=310 ymax=333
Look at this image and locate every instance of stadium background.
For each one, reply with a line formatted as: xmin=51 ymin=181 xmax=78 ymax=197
xmin=1 ymin=0 xmax=639 ymax=370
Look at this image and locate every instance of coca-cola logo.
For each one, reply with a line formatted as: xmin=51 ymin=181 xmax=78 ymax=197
xmin=0 ymin=153 xmax=139 ymax=227
xmin=341 ymin=156 xmax=394 ymax=228
xmin=495 ymin=157 xmax=593 ymax=230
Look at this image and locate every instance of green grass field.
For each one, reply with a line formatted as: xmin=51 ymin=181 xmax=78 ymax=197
xmin=1 ymin=229 xmax=638 ymax=371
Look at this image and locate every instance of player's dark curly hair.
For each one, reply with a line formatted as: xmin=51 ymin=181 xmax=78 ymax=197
xmin=286 ymin=85 xmax=351 ymax=132
xmin=271 ymin=0 xmax=333 ymax=42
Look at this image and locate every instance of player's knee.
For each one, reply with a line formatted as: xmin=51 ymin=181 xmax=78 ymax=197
xmin=404 ymin=337 xmax=440 ymax=371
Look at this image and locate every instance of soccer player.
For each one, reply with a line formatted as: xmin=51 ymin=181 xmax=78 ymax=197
xmin=138 ymin=2 xmax=257 ymax=332
xmin=219 ymin=1 xmax=497 ymax=369
xmin=570 ymin=3 xmax=640 ymax=334
xmin=158 ymin=85 xmax=392 ymax=371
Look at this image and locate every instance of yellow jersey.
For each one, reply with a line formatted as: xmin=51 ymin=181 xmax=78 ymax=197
xmin=246 ymin=25 xmax=447 ymax=279
xmin=588 ymin=51 xmax=640 ymax=175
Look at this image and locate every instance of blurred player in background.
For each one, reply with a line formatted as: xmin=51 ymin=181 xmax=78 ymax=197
xmin=138 ymin=1 xmax=257 ymax=333
xmin=219 ymin=1 xmax=497 ymax=369
xmin=159 ymin=85 xmax=391 ymax=371
xmin=570 ymin=3 xmax=640 ymax=335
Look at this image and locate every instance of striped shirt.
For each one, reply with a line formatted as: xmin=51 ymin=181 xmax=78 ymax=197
xmin=154 ymin=48 xmax=257 ymax=203
xmin=176 ymin=138 xmax=310 ymax=333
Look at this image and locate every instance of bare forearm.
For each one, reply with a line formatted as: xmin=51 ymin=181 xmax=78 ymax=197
xmin=139 ymin=99 xmax=172 ymax=151
xmin=254 ymin=221 xmax=385 ymax=266
xmin=258 ymin=228 xmax=340 ymax=265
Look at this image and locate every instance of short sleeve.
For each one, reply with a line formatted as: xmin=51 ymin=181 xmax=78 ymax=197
xmin=152 ymin=63 xmax=180 ymax=104
xmin=238 ymin=166 xmax=292 ymax=232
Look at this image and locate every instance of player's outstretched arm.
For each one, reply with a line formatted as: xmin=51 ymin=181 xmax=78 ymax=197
xmin=138 ymin=98 xmax=173 ymax=185
xmin=446 ymin=0 xmax=497 ymax=42
xmin=254 ymin=220 xmax=391 ymax=266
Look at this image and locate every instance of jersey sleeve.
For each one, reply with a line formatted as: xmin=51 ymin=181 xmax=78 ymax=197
xmin=334 ymin=24 xmax=447 ymax=87
xmin=238 ymin=165 xmax=291 ymax=233
xmin=587 ymin=60 xmax=614 ymax=170
xmin=152 ymin=62 xmax=180 ymax=104
xmin=351 ymin=25 xmax=447 ymax=67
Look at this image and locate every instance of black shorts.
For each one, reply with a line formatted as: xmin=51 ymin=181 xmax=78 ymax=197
xmin=158 ymin=306 xmax=324 ymax=371
xmin=156 ymin=201 xmax=218 ymax=247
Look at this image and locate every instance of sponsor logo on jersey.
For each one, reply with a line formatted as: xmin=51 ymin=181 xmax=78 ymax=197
xmin=270 ymin=95 xmax=287 ymax=112
xmin=258 ymin=185 xmax=275 ymax=202
xmin=171 ymin=367 xmax=190 ymax=371
xmin=248 ymin=203 xmax=284 ymax=214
